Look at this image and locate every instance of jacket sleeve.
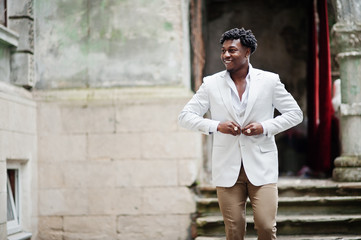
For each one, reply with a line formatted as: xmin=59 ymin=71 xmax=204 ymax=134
xmin=178 ymin=81 xmax=220 ymax=135
xmin=261 ymin=76 xmax=303 ymax=137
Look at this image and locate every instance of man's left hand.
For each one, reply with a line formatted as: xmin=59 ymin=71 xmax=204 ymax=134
xmin=242 ymin=122 xmax=264 ymax=136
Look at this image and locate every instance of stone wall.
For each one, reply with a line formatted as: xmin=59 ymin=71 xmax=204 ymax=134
xmin=0 ymin=82 xmax=38 ymax=239
xmin=34 ymin=0 xmax=199 ymax=239
xmin=0 ymin=15 xmax=38 ymax=239
xmin=34 ymin=0 xmax=190 ymax=89
xmin=34 ymin=88 xmax=199 ymax=240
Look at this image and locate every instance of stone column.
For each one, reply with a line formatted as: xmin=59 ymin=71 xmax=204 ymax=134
xmin=331 ymin=0 xmax=361 ymax=181
xmin=7 ymin=0 xmax=35 ymax=88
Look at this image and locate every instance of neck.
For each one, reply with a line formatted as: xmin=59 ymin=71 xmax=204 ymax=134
xmin=230 ymin=65 xmax=249 ymax=82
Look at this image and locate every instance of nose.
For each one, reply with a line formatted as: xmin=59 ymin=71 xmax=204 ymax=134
xmin=223 ymin=50 xmax=231 ymax=58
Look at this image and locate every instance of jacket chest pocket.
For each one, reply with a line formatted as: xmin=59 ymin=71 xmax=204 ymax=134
xmin=258 ymin=142 xmax=277 ymax=153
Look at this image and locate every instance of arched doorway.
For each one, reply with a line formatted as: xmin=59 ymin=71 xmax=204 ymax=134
xmin=189 ymin=0 xmax=338 ymax=184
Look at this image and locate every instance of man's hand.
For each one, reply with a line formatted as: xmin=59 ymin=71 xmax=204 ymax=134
xmin=217 ymin=121 xmax=241 ymax=136
xmin=242 ymin=122 xmax=264 ymax=136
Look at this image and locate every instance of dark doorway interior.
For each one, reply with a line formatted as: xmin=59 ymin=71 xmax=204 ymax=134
xmin=193 ymin=0 xmax=311 ymax=178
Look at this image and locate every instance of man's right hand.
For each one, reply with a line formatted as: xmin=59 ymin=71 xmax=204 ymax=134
xmin=217 ymin=121 xmax=241 ymax=136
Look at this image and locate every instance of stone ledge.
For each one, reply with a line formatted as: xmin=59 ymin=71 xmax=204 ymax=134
xmin=7 ymin=231 xmax=32 ymax=240
xmin=0 ymin=25 xmax=19 ymax=47
xmin=0 ymin=81 xmax=34 ymax=106
xmin=332 ymin=22 xmax=361 ymax=32
xmin=334 ymin=155 xmax=361 ymax=167
xmin=196 ymin=235 xmax=361 ymax=240
xmin=33 ymin=87 xmax=193 ymax=102
xmin=333 ymin=167 xmax=361 ymax=182
xmin=196 ymin=214 xmax=361 ymax=226
xmin=340 ymin=103 xmax=361 ymax=116
xmin=337 ymin=51 xmax=361 ymax=59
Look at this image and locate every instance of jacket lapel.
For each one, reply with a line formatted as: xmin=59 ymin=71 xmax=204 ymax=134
xmin=242 ymin=67 xmax=261 ymax=125
xmin=217 ymin=71 xmax=239 ymax=122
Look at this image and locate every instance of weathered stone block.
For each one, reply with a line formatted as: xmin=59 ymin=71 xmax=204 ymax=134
xmin=340 ymin=115 xmax=361 ymax=155
xmin=115 ymin=100 xmax=184 ymax=133
xmin=37 ymin=102 xmax=63 ymax=135
xmin=0 ymin=160 xmax=6 ymax=193
xmin=178 ymin=159 xmax=198 ymax=186
xmin=38 ymin=134 xmax=87 ymax=162
xmin=0 ymin=223 xmax=7 ymax=240
xmin=333 ymin=23 xmax=361 ymax=53
xmin=39 ymin=189 xmax=88 ymax=216
xmin=87 ymin=133 xmax=141 ymax=160
xmin=0 ymin=47 xmax=11 ymax=83
xmin=115 ymin=160 xmax=178 ymax=187
xmin=334 ymin=155 xmax=361 ymax=167
xmin=78 ymin=161 xmax=119 ymax=189
xmin=117 ymin=214 xmax=191 ymax=240
xmin=0 ymin=99 xmax=9 ymax=130
xmin=7 ymin=98 xmax=36 ymax=133
xmin=8 ymin=0 xmax=33 ymax=18
xmin=10 ymin=52 xmax=35 ymax=88
xmin=0 ymin=192 xmax=6 ymax=224
xmin=37 ymin=231 xmax=63 ymax=240
xmin=141 ymin=132 xmax=202 ymax=159
xmin=64 ymin=232 xmax=111 ymax=240
xmin=61 ymin=104 xmax=115 ymax=134
xmin=88 ymin=187 xmax=142 ymax=215
xmin=0 ymin=137 xmax=14 ymax=162
xmin=38 ymin=189 xmax=65 ymax=216
xmin=0 ymin=131 xmax=36 ymax=160
xmin=62 ymin=162 xmax=89 ymax=189
xmin=338 ymin=55 xmax=361 ymax=104
xmin=143 ymin=187 xmax=195 ymax=214
xmin=34 ymin=0 xmax=185 ymax=89
xmin=333 ymin=155 xmax=361 ymax=182
xmin=63 ymin=216 xmax=116 ymax=235
xmin=333 ymin=166 xmax=361 ymax=182
xmin=8 ymin=18 xmax=34 ymax=52
xmin=38 ymin=163 xmax=64 ymax=189
xmin=38 ymin=216 xmax=63 ymax=231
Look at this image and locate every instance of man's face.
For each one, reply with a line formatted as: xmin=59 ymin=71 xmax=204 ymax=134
xmin=221 ymin=39 xmax=250 ymax=73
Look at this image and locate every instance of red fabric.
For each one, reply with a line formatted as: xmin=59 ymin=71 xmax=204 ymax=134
xmin=307 ymin=0 xmax=319 ymax=162
xmin=317 ymin=0 xmax=334 ymax=172
xmin=307 ymin=0 xmax=334 ymax=173
xmin=307 ymin=0 xmax=319 ymax=172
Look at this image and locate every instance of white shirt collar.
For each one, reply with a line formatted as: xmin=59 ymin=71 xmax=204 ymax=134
xmin=225 ymin=65 xmax=252 ymax=100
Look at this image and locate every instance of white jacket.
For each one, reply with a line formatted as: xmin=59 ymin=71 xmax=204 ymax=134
xmin=179 ymin=66 xmax=303 ymax=187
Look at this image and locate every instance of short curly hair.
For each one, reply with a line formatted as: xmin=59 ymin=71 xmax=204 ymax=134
xmin=220 ymin=28 xmax=257 ymax=54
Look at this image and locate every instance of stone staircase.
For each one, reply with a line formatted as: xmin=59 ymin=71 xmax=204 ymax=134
xmin=192 ymin=178 xmax=361 ymax=240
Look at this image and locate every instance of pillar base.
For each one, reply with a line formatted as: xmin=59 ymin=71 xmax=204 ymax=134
xmin=332 ymin=156 xmax=361 ymax=182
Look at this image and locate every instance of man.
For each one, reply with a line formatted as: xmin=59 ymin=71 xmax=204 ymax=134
xmin=178 ymin=28 xmax=303 ymax=240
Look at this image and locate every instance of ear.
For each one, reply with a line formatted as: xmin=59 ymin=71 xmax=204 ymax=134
xmin=246 ymin=48 xmax=251 ymax=57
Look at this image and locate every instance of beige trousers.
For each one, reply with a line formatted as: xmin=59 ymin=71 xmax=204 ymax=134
xmin=216 ymin=167 xmax=278 ymax=240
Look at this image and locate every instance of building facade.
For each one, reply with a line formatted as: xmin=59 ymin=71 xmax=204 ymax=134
xmin=0 ymin=0 xmax=360 ymax=240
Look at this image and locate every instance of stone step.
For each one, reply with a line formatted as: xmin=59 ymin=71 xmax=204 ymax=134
xmin=197 ymin=196 xmax=361 ymax=216
xmin=195 ymin=235 xmax=361 ymax=240
xmin=197 ymin=180 xmax=361 ymax=198
xmin=196 ymin=214 xmax=361 ymax=237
